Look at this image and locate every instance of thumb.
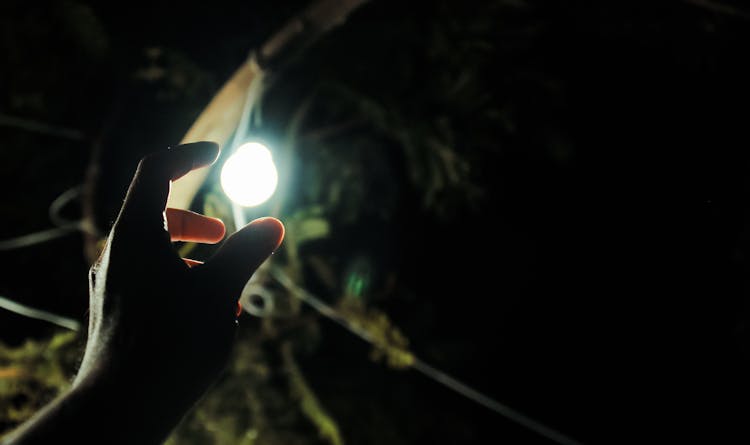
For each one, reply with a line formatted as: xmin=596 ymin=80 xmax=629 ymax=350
xmin=200 ymin=217 xmax=285 ymax=301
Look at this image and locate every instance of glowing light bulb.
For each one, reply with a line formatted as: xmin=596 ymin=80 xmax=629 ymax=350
xmin=220 ymin=142 xmax=278 ymax=207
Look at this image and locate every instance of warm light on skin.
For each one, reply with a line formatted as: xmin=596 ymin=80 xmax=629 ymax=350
xmin=220 ymin=142 xmax=278 ymax=207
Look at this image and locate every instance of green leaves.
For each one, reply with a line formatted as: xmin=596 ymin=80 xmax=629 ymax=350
xmin=286 ymin=206 xmax=330 ymax=246
xmin=0 ymin=332 xmax=80 ymax=435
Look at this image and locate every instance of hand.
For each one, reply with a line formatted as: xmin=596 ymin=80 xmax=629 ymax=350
xmin=76 ymin=142 xmax=284 ymax=435
xmin=2 ymin=141 xmax=284 ymax=445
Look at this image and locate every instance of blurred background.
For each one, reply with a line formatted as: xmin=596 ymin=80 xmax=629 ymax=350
xmin=1 ymin=0 xmax=749 ymax=443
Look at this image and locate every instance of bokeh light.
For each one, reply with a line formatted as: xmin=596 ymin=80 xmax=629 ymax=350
xmin=220 ymin=142 xmax=278 ymax=207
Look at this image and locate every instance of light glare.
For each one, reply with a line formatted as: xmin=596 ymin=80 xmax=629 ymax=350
xmin=220 ymin=142 xmax=278 ymax=207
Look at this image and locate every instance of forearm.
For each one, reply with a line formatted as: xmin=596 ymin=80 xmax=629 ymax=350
xmin=2 ymin=370 xmax=191 ymax=445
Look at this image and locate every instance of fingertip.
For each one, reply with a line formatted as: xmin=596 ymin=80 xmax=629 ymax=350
xmin=210 ymin=217 xmax=227 ymax=243
xmin=247 ymin=217 xmax=285 ymax=251
xmin=195 ymin=141 xmax=221 ymax=167
xmin=173 ymin=140 xmax=219 ymax=152
xmin=199 ymin=216 xmax=284 ymax=298
xmin=173 ymin=141 xmax=221 ymax=168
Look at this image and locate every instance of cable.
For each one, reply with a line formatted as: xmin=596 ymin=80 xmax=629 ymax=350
xmin=0 ymin=224 xmax=79 ymax=251
xmin=269 ymin=266 xmax=584 ymax=445
xmin=49 ymin=185 xmax=83 ymax=227
xmin=226 ymin=56 xmax=266 ymax=231
xmin=0 ymin=186 xmax=94 ymax=328
xmin=410 ymin=359 xmax=583 ymax=445
xmin=0 ymin=184 xmax=99 ymax=251
xmin=0 ymin=221 xmax=81 ymax=328
xmin=229 ymin=57 xmax=265 ymax=150
xmin=0 ymin=295 xmax=81 ymax=331
xmin=0 ymin=113 xmax=86 ymax=141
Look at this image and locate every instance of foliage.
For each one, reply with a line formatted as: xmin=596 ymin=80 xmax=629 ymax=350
xmin=0 ymin=332 xmax=80 ymax=438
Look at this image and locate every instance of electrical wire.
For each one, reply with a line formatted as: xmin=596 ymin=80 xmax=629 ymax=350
xmin=48 ymin=185 xmax=84 ymax=227
xmin=1 ymin=184 xmax=101 ymax=250
xmin=0 ymin=295 xmax=81 ymax=331
xmin=0 ymin=224 xmax=79 ymax=251
xmin=0 ymin=185 xmax=97 ymax=251
xmin=409 ymin=359 xmax=583 ymax=445
xmin=0 ymin=186 xmax=91 ymax=329
xmin=269 ymin=266 xmax=584 ymax=445
xmin=230 ymin=57 xmax=265 ymax=149
xmin=228 ymin=57 xmax=266 ymax=231
xmin=0 ymin=113 xmax=85 ymax=141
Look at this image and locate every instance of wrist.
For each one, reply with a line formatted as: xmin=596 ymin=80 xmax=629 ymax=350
xmin=3 ymin=365 xmax=183 ymax=445
xmin=71 ymin=368 xmax=190 ymax=444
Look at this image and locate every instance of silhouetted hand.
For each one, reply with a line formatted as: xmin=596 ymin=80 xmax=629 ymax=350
xmin=80 ymin=140 xmax=285 ymax=418
xmin=3 ymin=141 xmax=284 ymax=445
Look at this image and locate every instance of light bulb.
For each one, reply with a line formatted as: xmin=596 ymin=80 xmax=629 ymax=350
xmin=220 ymin=142 xmax=278 ymax=207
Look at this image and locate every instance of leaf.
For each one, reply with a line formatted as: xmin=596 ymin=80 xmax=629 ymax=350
xmin=293 ymin=217 xmax=330 ymax=245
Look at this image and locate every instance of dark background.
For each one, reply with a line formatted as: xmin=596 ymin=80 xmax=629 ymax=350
xmin=1 ymin=0 xmax=749 ymax=443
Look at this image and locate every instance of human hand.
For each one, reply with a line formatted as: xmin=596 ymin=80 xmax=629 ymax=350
xmin=75 ymin=142 xmax=284 ymax=434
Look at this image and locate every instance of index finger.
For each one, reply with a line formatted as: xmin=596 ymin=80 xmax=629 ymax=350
xmin=119 ymin=142 xmax=220 ymax=224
